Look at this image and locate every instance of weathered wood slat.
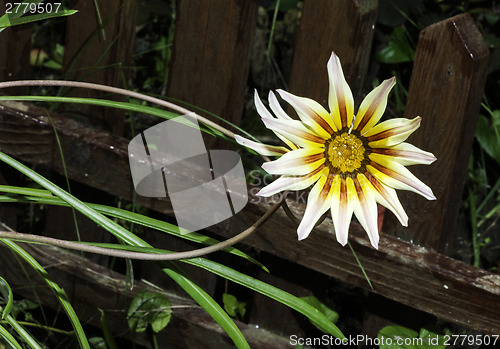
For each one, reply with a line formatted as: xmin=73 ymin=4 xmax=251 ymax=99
xmin=387 ymin=14 xmax=490 ymax=253
xmin=63 ymin=0 xmax=138 ymax=135
xmin=288 ymin=0 xmax=378 ymax=104
xmin=0 ymin=101 xmax=499 ymax=334
xmin=166 ymin=0 xmax=257 ymax=149
xmin=0 ymin=239 xmax=292 ymax=349
xmin=0 ymin=0 xmax=32 ymax=95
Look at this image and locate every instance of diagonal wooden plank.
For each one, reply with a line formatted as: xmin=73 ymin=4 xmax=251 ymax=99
xmin=384 ymin=14 xmax=490 ymax=253
xmin=0 ymin=102 xmax=499 ymax=334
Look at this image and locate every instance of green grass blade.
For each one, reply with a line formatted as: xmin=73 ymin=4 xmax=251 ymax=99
xmin=0 ymin=1 xmax=43 ymax=26
xmin=32 ymin=241 xmax=343 ymax=339
xmin=0 ymin=153 xmax=249 ymax=348
xmin=0 ymin=188 xmax=268 ymax=271
xmin=0 ymin=276 xmax=13 ymax=319
xmin=0 ymin=239 xmax=89 ymax=348
xmin=183 ymin=258 xmax=345 ymax=339
xmin=0 ymin=96 xmax=225 ymax=139
xmin=0 ymin=185 xmax=54 ymax=198
xmin=2 ymin=312 xmax=43 ymax=349
xmin=0 ymin=10 xmax=78 ymax=29
xmin=158 ymin=262 xmax=250 ymax=349
xmin=0 ymin=322 xmax=23 ymax=349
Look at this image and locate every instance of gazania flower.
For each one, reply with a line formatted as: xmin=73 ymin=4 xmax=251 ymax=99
xmin=236 ymin=52 xmax=436 ymax=249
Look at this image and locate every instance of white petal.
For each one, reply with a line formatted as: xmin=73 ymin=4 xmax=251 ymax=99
xmin=277 ymin=89 xmax=334 ymax=138
xmin=330 ymin=176 xmax=356 ymax=246
xmin=371 ymin=142 xmax=437 ymax=166
xmin=353 ymin=175 xmax=380 ymax=249
xmin=366 ymin=174 xmax=408 ymax=227
xmin=268 ymin=91 xmax=292 ymax=120
xmin=354 ymin=77 xmax=396 ymax=134
xmin=261 ymin=117 xmax=326 ymax=148
xmin=254 ymin=89 xmax=274 ymax=120
xmin=327 ymin=52 xmax=355 ymax=130
xmin=235 ymin=135 xmax=288 ymax=156
xmin=367 ymin=162 xmax=436 ymax=201
xmin=366 ymin=117 xmax=422 ymax=148
xmin=297 ymin=173 xmax=333 ymax=240
xmin=262 ymin=148 xmax=325 ymax=176
xmin=254 ymin=90 xmax=298 ymax=150
xmin=257 ymin=168 xmax=323 ymax=197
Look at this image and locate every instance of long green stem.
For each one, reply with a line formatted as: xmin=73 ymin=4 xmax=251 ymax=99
xmin=0 ymin=195 xmax=284 ymax=261
xmin=469 ymin=187 xmax=480 ymax=268
xmin=0 ymin=80 xmax=236 ymax=140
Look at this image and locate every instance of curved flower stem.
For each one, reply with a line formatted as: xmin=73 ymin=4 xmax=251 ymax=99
xmin=0 ymin=193 xmax=285 ymax=260
xmin=0 ymin=80 xmax=285 ymax=260
xmin=0 ymin=80 xmax=236 ymax=140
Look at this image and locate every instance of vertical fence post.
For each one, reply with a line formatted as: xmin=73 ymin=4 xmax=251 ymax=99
xmin=0 ymin=0 xmax=32 ymax=94
xmin=165 ymin=0 xmax=257 ymax=149
xmin=288 ymin=0 xmax=378 ymax=105
xmin=384 ymin=14 xmax=490 ymax=253
xmin=63 ymin=0 xmax=138 ymax=135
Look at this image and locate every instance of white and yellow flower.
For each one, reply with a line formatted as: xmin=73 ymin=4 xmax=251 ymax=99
xmin=236 ymin=52 xmax=436 ymax=249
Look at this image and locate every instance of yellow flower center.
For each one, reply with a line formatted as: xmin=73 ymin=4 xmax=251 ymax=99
xmin=327 ymin=132 xmax=366 ymax=174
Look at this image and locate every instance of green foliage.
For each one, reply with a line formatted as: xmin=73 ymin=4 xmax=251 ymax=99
xmin=300 ymin=296 xmax=339 ymax=333
xmin=99 ymin=309 xmax=118 ymax=349
xmin=89 ymin=337 xmax=108 ymax=349
xmin=0 ymin=276 xmax=13 ymax=319
xmin=223 ymin=293 xmax=246 ymax=320
xmin=127 ymin=291 xmax=172 ymax=334
xmin=378 ymin=325 xmax=449 ymax=349
xmin=376 ymin=27 xmax=415 ymax=64
xmin=476 ymin=108 xmax=500 ymax=164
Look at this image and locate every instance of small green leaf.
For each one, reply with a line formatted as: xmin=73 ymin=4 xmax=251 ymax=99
xmin=43 ymin=60 xmax=63 ymax=70
xmin=223 ymin=293 xmax=246 ymax=319
xmin=89 ymin=337 xmax=108 ymax=349
xmin=376 ymin=26 xmax=415 ymax=64
xmin=127 ymin=291 xmax=172 ymax=334
xmin=0 ymin=276 xmax=14 ymax=319
xmin=476 ymin=112 xmax=500 ymax=164
xmin=378 ymin=325 xmax=419 ymax=349
xmin=0 ymin=323 xmax=23 ymax=349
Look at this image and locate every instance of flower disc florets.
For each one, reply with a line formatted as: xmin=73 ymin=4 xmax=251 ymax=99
xmin=325 ymin=129 xmax=370 ymax=176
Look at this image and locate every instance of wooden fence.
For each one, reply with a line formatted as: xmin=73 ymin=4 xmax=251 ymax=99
xmin=0 ymin=0 xmax=498 ymax=348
